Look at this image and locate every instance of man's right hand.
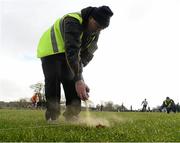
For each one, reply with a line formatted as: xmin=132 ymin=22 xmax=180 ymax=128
xmin=75 ymin=80 xmax=89 ymax=101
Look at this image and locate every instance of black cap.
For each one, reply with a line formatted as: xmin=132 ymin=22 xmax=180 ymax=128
xmin=91 ymin=6 xmax=113 ymax=28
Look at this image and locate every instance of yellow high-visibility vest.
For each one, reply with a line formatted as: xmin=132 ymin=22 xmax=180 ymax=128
xmin=37 ymin=13 xmax=83 ymax=58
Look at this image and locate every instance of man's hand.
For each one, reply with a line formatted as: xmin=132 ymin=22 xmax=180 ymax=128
xmin=75 ymin=80 xmax=89 ymax=101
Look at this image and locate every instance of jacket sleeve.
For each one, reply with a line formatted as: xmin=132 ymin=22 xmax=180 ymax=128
xmin=63 ymin=17 xmax=83 ymax=81
xmin=81 ymin=32 xmax=100 ymax=67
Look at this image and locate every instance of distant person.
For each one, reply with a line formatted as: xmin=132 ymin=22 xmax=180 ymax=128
xmin=161 ymin=97 xmax=176 ymax=113
xmin=96 ymin=104 xmax=100 ymax=111
xmin=37 ymin=94 xmax=46 ymax=109
xmin=141 ymin=99 xmax=148 ymax=112
xmin=31 ymin=93 xmax=39 ymax=108
xmin=176 ymin=103 xmax=180 ymax=112
xmin=121 ymin=103 xmax=125 ymax=112
xmin=37 ymin=6 xmax=113 ymax=122
xmin=100 ymin=104 xmax=103 ymax=111
xmin=130 ymin=105 xmax=133 ymax=112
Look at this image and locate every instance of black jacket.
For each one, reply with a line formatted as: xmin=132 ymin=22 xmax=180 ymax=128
xmin=63 ymin=7 xmax=100 ymax=81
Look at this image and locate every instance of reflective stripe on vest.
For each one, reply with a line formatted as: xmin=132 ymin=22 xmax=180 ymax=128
xmin=37 ymin=12 xmax=83 ymax=58
xmin=50 ymin=25 xmax=59 ymax=53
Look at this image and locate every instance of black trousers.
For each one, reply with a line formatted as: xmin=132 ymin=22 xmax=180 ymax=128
xmin=166 ymin=105 xmax=176 ymax=113
xmin=41 ymin=53 xmax=81 ymax=119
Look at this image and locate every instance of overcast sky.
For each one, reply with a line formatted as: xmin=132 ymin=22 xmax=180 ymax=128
xmin=0 ymin=0 xmax=179 ymax=109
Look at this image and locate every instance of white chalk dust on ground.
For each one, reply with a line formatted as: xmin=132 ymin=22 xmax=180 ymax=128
xmin=75 ymin=101 xmax=126 ymax=127
xmin=79 ymin=116 xmax=110 ymax=127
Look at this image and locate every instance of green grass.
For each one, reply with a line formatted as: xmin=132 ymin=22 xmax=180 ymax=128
xmin=0 ymin=109 xmax=180 ymax=142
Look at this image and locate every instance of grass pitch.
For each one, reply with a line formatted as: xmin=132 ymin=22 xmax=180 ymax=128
xmin=0 ymin=109 xmax=179 ymax=142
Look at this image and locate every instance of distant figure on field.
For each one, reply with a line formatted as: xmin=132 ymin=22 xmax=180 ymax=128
xmin=141 ymin=99 xmax=148 ymax=112
xmin=121 ymin=103 xmax=125 ymax=112
xmin=161 ymin=97 xmax=176 ymax=113
xmin=100 ymin=104 xmax=103 ymax=111
xmin=176 ymin=103 xmax=180 ymax=112
xmin=130 ymin=105 xmax=133 ymax=112
xmin=37 ymin=94 xmax=46 ymax=109
xmin=96 ymin=104 xmax=100 ymax=111
xmin=31 ymin=93 xmax=39 ymax=108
